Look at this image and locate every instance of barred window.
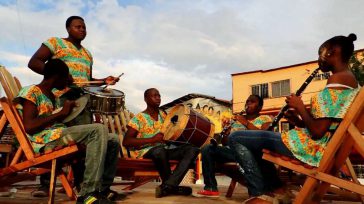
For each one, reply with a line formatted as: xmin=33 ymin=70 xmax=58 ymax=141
xmin=251 ymin=83 xmax=268 ymax=99
xmin=314 ymin=72 xmax=331 ymax=80
xmin=271 ymin=79 xmax=290 ymax=97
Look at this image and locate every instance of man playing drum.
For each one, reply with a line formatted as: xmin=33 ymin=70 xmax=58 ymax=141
xmin=123 ymin=88 xmax=200 ymax=198
xmin=15 ymin=59 xmax=120 ymax=204
xmin=27 ymin=15 xmax=120 ymax=197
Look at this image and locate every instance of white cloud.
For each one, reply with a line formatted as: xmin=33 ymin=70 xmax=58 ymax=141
xmin=1 ymin=0 xmax=364 ymax=112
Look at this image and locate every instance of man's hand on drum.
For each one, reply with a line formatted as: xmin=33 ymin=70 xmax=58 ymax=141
xmin=104 ymin=76 xmax=120 ymax=85
xmin=152 ymin=133 xmax=165 ymax=144
xmin=59 ymin=100 xmax=76 ymax=118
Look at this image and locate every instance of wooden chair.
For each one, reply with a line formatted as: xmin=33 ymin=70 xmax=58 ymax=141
xmin=0 ymin=97 xmax=79 ymax=204
xmin=0 ymin=66 xmax=21 ymax=167
xmin=0 ymin=67 xmax=79 ymax=203
xmin=263 ymin=87 xmax=364 ymax=203
xmin=100 ymin=112 xmax=179 ymax=190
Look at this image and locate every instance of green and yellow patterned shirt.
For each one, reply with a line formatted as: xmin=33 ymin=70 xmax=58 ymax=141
xmin=127 ymin=110 xmax=167 ymax=158
xmin=15 ymin=85 xmax=66 ymax=153
xmin=43 ymin=37 xmax=93 ymax=96
xmin=282 ymin=87 xmax=359 ymax=167
xmin=230 ymin=114 xmax=273 ymax=133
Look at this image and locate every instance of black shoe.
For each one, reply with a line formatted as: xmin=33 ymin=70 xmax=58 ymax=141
xmin=100 ymin=188 xmax=127 ymax=201
xmin=76 ymin=192 xmax=98 ymax=204
xmin=173 ymin=186 xmax=192 ymax=196
xmin=76 ymin=192 xmax=115 ymax=204
xmin=155 ymin=184 xmax=173 ymax=198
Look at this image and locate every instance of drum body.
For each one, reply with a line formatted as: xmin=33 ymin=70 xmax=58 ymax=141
xmin=162 ymin=104 xmax=215 ymax=147
xmin=82 ymin=86 xmax=125 ymax=114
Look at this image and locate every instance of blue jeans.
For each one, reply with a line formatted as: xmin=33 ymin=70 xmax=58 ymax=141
xmin=201 ymin=144 xmax=236 ymax=191
xmin=228 ymin=130 xmax=293 ymax=196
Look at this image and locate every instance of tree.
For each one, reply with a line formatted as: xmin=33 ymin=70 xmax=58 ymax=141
xmin=350 ymin=50 xmax=364 ymax=86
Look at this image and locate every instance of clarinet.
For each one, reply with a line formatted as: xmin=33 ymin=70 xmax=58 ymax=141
xmin=211 ymin=109 xmax=245 ymax=146
xmin=267 ymin=67 xmax=320 ymax=131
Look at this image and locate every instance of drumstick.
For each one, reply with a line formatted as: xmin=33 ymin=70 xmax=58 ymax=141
xmin=74 ymin=81 xmax=104 ymax=84
xmin=101 ymin=73 xmax=124 ymax=90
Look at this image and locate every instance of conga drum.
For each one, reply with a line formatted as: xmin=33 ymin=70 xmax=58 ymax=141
xmin=161 ymin=104 xmax=215 ymax=147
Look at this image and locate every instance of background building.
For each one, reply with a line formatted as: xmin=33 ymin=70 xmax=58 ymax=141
xmin=161 ymin=93 xmax=231 ymax=133
xmin=231 ymin=49 xmax=364 ymax=132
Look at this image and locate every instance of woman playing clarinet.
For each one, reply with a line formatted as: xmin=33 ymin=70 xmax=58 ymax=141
xmin=228 ymin=33 xmax=360 ymax=204
xmin=194 ymin=95 xmax=273 ymax=198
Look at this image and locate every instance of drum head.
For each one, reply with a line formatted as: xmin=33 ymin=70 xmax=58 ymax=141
xmin=62 ymin=95 xmax=89 ymax=123
xmin=83 ymin=86 xmax=125 ymax=98
xmin=162 ymin=104 xmax=190 ymax=141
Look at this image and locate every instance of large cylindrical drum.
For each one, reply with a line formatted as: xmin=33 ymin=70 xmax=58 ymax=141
xmin=162 ymin=104 xmax=215 ymax=147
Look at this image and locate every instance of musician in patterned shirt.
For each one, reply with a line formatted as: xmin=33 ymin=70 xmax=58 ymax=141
xmin=27 ymin=15 xmax=120 ymax=197
xmin=194 ymin=94 xmax=274 ymax=198
xmin=228 ymin=33 xmax=359 ymax=204
xmin=123 ymin=88 xmax=200 ymax=198
xmin=28 ymin=16 xmax=119 ymax=95
xmin=15 ymin=59 xmax=120 ymax=204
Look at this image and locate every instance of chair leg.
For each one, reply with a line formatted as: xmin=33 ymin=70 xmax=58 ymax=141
xmin=48 ymin=159 xmax=57 ymax=204
xmin=225 ymin=179 xmax=237 ymax=198
xmin=59 ymin=171 xmax=77 ymax=200
xmin=293 ymin=177 xmax=319 ymax=204
xmin=345 ymin=158 xmax=364 ymax=203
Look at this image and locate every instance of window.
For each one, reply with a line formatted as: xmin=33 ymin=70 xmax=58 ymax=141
xmin=271 ymin=79 xmax=290 ymax=97
xmin=251 ymin=83 xmax=268 ymax=99
xmin=314 ymin=72 xmax=331 ymax=81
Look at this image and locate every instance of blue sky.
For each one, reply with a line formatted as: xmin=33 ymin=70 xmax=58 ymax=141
xmin=0 ymin=0 xmax=363 ymax=112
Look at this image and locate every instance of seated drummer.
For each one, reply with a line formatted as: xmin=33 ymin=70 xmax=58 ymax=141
xmin=15 ymin=59 xmax=120 ymax=204
xmin=123 ymin=88 xmax=200 ymax=198
xmin=194 ymin=95 xmax=274 ymax=198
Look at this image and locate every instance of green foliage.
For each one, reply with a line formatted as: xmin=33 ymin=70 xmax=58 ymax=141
xmin=350 ymin=51 xmax=364 ymax=86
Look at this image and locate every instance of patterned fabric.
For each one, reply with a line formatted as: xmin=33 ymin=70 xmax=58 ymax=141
xmin=230 ymin=115 xmax=273 ymax=133
xmin=282 ymin=87 xmax=359 ymax=166
xmin=43 ymin=37 xmax=93 ymax=96
xmin=15 ymin=85 xmax=66 ymax=153
xmin=127 ymin=110 xmax=167 ymax=158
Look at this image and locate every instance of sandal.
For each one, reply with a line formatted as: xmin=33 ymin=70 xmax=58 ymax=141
xmin=242 ymin=194 xmax=279 ymax=204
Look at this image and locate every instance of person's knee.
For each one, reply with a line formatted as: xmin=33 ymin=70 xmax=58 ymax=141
xmin=201 ymin=144 xmax=213 ymax=158
xmin=108 ymin=133 xmax=120 ymax=144
xmin=184 ymin=145 xmax=200 ymax=158
xmin=227 ymin=132 xmax=238 ymax=147
xmin=148 ymin=146 xmax=167 ymax=159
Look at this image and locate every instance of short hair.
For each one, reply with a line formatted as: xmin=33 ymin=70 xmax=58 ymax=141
xmin=144 ymin=88 xmax=157 ymax=98
xmin=322 ymin=33 xmax=357 ymax=62
xmin=66 ymin=16 xmax=84 ymax=28
xmin=251 ymin=94 xmax=264 ymax=107
xmin=44 ymin=59 xmax=69 ymax=79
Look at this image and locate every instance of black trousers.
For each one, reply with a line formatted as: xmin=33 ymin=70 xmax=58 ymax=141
xmin=143 ymin=144 xmax=200 ymax=186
